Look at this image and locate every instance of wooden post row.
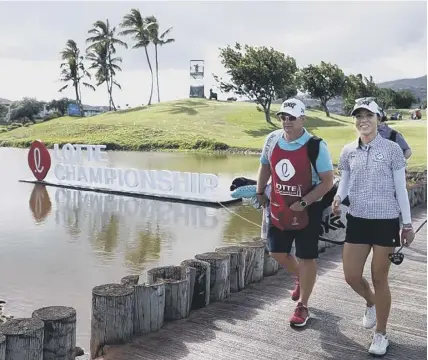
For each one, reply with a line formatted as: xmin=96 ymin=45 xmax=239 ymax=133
xmin=0 ymin=305 xmax=78 ymax=360
xmin=0 ymin=240 xmax=279 ymax=360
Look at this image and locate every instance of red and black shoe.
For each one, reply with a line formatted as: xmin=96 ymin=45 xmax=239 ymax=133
xmin=291 ymin=280 xmax=300 ymax=301
xmin=289 ymin=302 xmax=310 ymax=327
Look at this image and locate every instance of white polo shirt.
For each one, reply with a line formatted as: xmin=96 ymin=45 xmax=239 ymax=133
xmin=338 ymin=133 xmax=406 ymax=220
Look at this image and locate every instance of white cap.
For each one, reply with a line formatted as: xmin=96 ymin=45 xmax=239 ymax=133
xmin=276 ymin=98 xmax=305 ymax=117
xmin=351 ymin=98 xmax=381 ymax=116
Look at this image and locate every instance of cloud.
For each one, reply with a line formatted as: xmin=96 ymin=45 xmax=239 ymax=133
xmin=0 ymin=1 xmax=426 ymax=106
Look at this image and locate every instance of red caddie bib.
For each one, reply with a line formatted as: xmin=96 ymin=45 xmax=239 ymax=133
xmin=269 ymin=142 xmax=313 ymax=230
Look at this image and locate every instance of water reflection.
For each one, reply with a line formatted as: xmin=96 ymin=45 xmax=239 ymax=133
xmin=92 ymin=214 xmax=120 ymax=257
xmin=51 ymin=188 xmax=229 ymax=271
xmin=28 ymin=184 xmax=52 ymax=224
xmin=124 ymin=222 xmax=162 ymax=272
xmin=3 ymin=148 xmax=263 ymax=351
xmin=26 ymin=178 xmax=263 ymax=275
xmin=222 ymin=202 xmax=263 ymax=244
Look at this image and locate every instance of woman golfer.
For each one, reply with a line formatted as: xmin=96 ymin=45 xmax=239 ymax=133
xmin=332 ymin=98 xmax=415 ymax=356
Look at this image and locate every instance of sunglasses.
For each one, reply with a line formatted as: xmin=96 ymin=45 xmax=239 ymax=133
xmin=388 ymin=245 xmax=404 ymax=265
xmin=278 ymin=114 xmax=297 ymax=121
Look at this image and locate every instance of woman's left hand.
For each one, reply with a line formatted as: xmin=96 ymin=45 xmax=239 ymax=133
xmin=401 ymin=227 xmax=415 ymax=247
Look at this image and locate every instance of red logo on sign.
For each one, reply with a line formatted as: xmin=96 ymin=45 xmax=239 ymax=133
xmin=28 ymin=140 xmax=51 ymax=181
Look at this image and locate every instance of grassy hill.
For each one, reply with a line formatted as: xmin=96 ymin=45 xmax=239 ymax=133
xmin=0 ymin=99 xmax=426 ymax=170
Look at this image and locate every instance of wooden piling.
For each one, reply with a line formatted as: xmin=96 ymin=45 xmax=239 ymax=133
xmin=0 ymin=318 xmax=44 ymax=360
xmin=215 ymin=246 xmax=246 ymax=292
xmin=180 ymin=259 xmax=211 ymax=310
xmin=120 ymin=274 xmax=165 ymax=336
xmin=241 ymin=240 xmax=265 ymax=284
xmin=0 ymin=334 xmax=5 ymax=360
xmin=120 ymin=275 xmax=139 ymax=287
xmin=195 ymin=252 xmax=230 ymax=302
xmin=90 ymin=284 xmax=134 ymax=359
xmin=134 ymin=281 xmax=165 ymax=335
xmin=147 ymin=265 xmax=190 ymax=321
xmin=261 ymin=240 xmax=279 ymax=277
xmin=32 ymin=306 xmax=76 ymax=360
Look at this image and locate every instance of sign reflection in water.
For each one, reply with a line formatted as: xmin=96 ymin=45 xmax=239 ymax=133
xmin=54 ymin=188 xmax=219 ymax=232
xmin=52 ymin=188 xmax=222 ymax=271
xmin=26 ymin=185 xmax=261 ymax=275
xmin=29 ymin=184 xmax=52 ymax=224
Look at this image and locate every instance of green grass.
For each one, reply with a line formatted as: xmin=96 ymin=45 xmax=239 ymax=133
xmin=0 ymin=99 xmax=426 ymax=170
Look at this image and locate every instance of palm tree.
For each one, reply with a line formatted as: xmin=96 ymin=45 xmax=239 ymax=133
xmin=86 ymin=42 xmax=123 ymax=110
xmin=86 ymin=19 xmax=128 ymax=111
xmin=119 ymin=9 xmax=154 ymax=106
xmin=58 ymin=40 xmax=95 ymax=116
xmin=145 ymin=16 xmax=175 ymax=103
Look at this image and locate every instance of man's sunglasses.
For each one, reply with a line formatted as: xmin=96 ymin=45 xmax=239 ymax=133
xmin=278 ymin=114 xmax=297 ymax=121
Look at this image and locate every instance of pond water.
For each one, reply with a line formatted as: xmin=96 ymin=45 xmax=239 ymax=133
xmin=0 ymin=147 xmax=263 ymax=350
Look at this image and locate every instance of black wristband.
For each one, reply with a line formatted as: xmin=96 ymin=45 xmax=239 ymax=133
xmin=256 ymin=192 xmax=264 ymax=196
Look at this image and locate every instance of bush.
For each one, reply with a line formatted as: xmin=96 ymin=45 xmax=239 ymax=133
xmin=7 ymin=122 xmax=23 ymax=131
xmin=42 ymin=112 xmax=61 ymax=121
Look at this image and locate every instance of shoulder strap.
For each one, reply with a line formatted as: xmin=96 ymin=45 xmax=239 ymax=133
xmin=266 ymin=130 xmax=283 ymax=165
xmin=389 ymin=129 xmax=398 ymax=142
xmin=307 ymin=136 xmax=322 ymax=175
xmin=267 ymin=132 xmax=322 ymax=174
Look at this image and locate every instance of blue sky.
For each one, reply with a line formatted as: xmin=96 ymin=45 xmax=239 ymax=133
xmin=0 ymin=1 xmax=426 ymax=107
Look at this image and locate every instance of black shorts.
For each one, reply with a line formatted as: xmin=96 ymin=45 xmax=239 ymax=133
xmin=267 ymin=201 xmax=322 ymax=259
xmin=345 ymin=213 xmax=400 ymax=248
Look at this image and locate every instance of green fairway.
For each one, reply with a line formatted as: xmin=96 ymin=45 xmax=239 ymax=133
xmin=0 ymin=99 xmax=426 ymax=170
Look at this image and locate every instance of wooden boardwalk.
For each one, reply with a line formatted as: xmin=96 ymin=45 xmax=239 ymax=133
xmin=99 ymin=205 xmax=427 ymax=360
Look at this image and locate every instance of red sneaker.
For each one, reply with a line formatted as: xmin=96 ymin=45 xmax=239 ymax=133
xmin=291 ymin=280 xmax=300 ymax=301
xmin=289 ymin=302 xmax=310 ymax=327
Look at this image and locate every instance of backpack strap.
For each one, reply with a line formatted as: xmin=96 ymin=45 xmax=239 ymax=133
xmin=389 ymin=129 xmax=398 ymax=143
xmin=307 ymin=136 xmax=322 ymax=175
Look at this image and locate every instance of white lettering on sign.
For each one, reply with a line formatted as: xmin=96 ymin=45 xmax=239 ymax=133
xmin=54 ymin=144 xmax=108 ymax=164
xmin=33 ymin=148 xmax=44 ymax=174
xmin=50 ymin=143 xmax=219 ymax=198
xmin=275 ymin=184 xmax=302 ymax=197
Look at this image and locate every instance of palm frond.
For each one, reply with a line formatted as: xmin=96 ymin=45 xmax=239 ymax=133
xmin=160 ymin=27 xmax=173 ymax=39
xmin=58 ymin=84 xmax=69 ymax=92
xmin=82 ymin=82 xmax=96 ymax=91
xmin=110 ymin=38 xmax=128 ymax=49
xmin=117 ymin=29 xmax=139 ymax=37
xmin=86 ymin=35 xmax=105 ymax=44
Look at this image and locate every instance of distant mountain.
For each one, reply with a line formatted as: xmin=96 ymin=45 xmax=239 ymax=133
xmin=0 ymin=98 xmax=12 ymax=105
xmin=377 ymin=75 xmax=427 ymax=101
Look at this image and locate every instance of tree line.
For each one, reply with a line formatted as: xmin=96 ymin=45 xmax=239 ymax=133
xmin=1 ymin=32 xmax=423 ymax=124
xmin=214 ymin=43 xmax=423 ymax=122
xmin=0 ymin=8 xmax=175 ymax=123
xmin=58 ymin=8 xmax=174 ymax=114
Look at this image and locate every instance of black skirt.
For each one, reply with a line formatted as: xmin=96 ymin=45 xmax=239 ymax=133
xmin=345 ymin=213 xmax=400 ymax=248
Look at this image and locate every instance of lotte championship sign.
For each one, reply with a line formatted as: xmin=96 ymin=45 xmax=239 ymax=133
xmin=27 ymin=140 xmax=223 ymax=202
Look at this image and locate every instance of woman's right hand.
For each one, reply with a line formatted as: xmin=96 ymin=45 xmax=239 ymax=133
xmin=332 ymin=196 xmax=341 ymax=216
